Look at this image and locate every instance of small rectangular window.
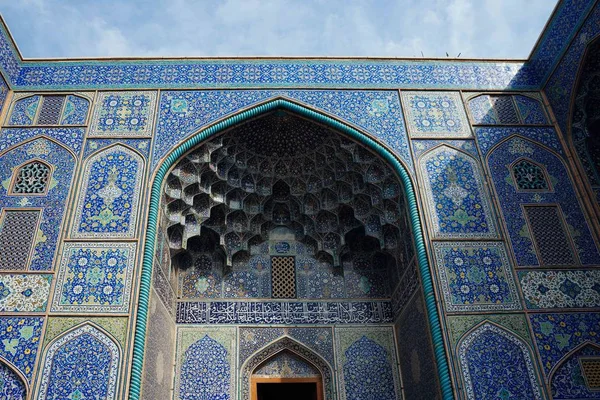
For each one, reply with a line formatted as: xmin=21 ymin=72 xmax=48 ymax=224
xmin=0 ymin=210 xmax=40 ymax=270
xmin=581 ymin=358 xmax=600 ymax=390
xmin=37 ymin=95 xmax=65 ymax=125
xmin=524 ymin=205 xmax=576 ymax=266
xmin=271 ymin=256 xmax=296 ymax=299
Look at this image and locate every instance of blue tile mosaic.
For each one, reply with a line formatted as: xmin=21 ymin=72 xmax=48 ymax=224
xmin=89 ymin=91 xmax=157 ymax=137
xmin=0 ymin=362 xmax=25 ymax=399
xmin=529 ymin=312 xmax=600 ymax=374
xmin=515 ymin=95 xmax=549 ymax=125
xmin=0 ymin=274 xmax=51 ymax=312
xmin=7 ymin=95 xmax=39 ymax=126
xmin=176 ymin=300 xmax=392 ymax=325
xmin=0 ymin=73 xmax=8 ymax=116
xmin=83 ymin=138 xmax=151 ymax=159
xmin=487 ymin=136 xmax=600 ymax=266
xmin=411 ymin=139 xmax=479 ymax=159
xmin=519 ymin=269 xmax=600 ymax=309
xmin=0 ymin=138 xmax=75 ymax=271
xmin=0 ymin=127 xmax=84 ymax=155
xmin=419 ymin=145 xmax=498 ymax=239
xmin=153 ymin=90 xmax=413 ymax=172
xmin=51 ymin=242 xmax=136 ymax=313
xmin=253 ymin=350 xmax=320 ymax=377
xmin=458 ymin=323 xmax=542 ymax=400
xmin=60 ymin=94 xmax=90 ymax=125
xmin=550 ymin=343 xmax=600 ymax=399
xmin=475 ymin=126 xmax=563 ymax=157
xmin=37 ymin=324 xmax=120 ymax=400
xmin=0 ymin=316 xmax=43 ymax=382
xmin=433 ymin=242 xmax=520 ymax=312
xmin=401 ymin=91 xmax=471 ymax=138
xmin=72 ymin=145 xmax=144 ymax=238
xmin=467 ymin=94 xmax=548 ymax=125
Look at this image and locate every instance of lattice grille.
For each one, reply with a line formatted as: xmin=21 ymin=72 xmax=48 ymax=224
xmin=513 ymin=160 xmax=549 ymax=191
xmin=525 ymin=205 xmax=576 ymax=266
xmin=0 ymin=210 xmax=40 ymax=270
xmin=12 ymin=162 xmax=50 ymax=194
xmin=581 ymin=358 xmax=600 ymax=389
xmin=37 ymin=95 xmax=65 ymax=125
xmin=271 ymin=256 xmax=296 ymax=298
xmin=490 ymin=95 xmax=520 ymax=124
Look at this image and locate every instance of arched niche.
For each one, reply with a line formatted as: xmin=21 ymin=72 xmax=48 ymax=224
xmin=549 ymin=342 xmax=600 ymax=399
xmin=0 ymin=359 xmax=27 ymax=400
xmin=131 ymin=98 xmax=453 ymax=400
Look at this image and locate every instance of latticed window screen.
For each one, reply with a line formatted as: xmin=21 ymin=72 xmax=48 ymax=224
xmin=490 ymin=95 xmax=520 ymax=124
xmin=0 ymin=210 xmax=40 ymax=270
xmin=581 ymin=358 xmax=600 ymax=389
xmin=513 ymin=160 xmax=549 ymax=191
xmin=37 ymin=95 xmax=65 ymax=125
xmin=271 ymin=256 xmax=296 ymax=298
xmin=524 ymin=205 xmax=576 ymax=266
xmin=12 ymin=161 xmax=51 ymax=194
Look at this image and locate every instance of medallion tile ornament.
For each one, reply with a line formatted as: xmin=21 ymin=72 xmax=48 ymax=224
xmin=89 ymin=91 xmax=157 ymax=137
xmin=433 ymin=242 xmax=520 ymax=312
xmin=419 ymin=145 xmax=498 ymax=239
xmin=51 ymin=242 xmax=136 ymax=313
xmin=458 ymin=323 xmax=542 ymax=400
xmin=72 ymin=145 xmax=144 ymax=238
xmin=0 ymin=274 xmax=51 ymax=312
xmin=519 ymin=270 xmax=600 ymax=309
xmin=0 ymin=316 xmax=44 ymax=382
xmin=401 ymin=91 xmax=471 ymax=138
xmin=36 ymin=324 xmax=120 ymax=400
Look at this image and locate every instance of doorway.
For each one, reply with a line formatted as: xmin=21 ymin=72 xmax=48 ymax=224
xmin=252 ymin=378 xmax=323 ymax=400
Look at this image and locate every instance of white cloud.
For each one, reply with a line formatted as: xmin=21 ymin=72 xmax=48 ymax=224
xmin=0 ymin=0 xmax=557 ymax=58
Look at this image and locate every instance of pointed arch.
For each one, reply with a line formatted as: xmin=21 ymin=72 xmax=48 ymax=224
xmin=71 ymin=143 xmax=145 ymax=239
xmin=8 ymin=158 xmax=52 ymax=195
xmin=418 ymin=144 xmax=499 ymax=239
xmin=36 ymin=322 xmax=121 ymax=400
xmin=548 ymin=341 xmax=600 ymax=399
xmin=0 ymin=359 xmax=27 ymax=399
xmin=129 ymin=98 xmax=453 ymax=399
xmin=510 ymin=157 xmax=553 ymax=192
xmin=241 ymin=336 xmax=333 ymax=400
xmin=457 ymin=322 xmax=542 ymax=400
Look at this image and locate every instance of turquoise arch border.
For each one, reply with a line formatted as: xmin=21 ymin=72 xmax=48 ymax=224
xmin=128 ymin=98 xmax=454 ymax=400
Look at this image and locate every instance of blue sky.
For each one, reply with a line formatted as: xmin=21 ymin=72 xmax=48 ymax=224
xmin=0 ymin=0 xmax=557 ymax=59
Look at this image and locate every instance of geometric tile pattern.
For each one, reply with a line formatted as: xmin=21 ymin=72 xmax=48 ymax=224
xmin=36 ymin=324 xmax=120 ymax=400
xmin=433 ymin=242 xmax=520 ymax=312
xmin=335 ymin=326 xmax=400 ymax=400
xmin=512 ymin=159 xmax=550 ymax=191
xmin=0 ymin=210 xmax=39 ymax=271
xmin=0 ymin=138 xmax=77 ymax=272
xmin=401 ymin=91 xmax=471 ymax=138
xmin=51 ymin=242 xmax=136 ymax=313
xmin=0 ymin=361 xmax=26 ymax=399
xmin=153 ymin=90 xmax=411 ymax=172
xmin=524 ymin=205 xmax=577 ymax=266
xmin=0 ymin=316 xmax=44 ymax=382
xmin=419 ymin=146 xmax=498 ymax=239
xmin=519 ymin=270 xmax=600 ymax=309
xmin=271 ymin=256 xmax=296 ymax=299
xmin=551 ymin=344 xmax=600 ymax=399
xmin=37 ymin=95 xmax=65 ymax=125
xmin=0 ymin=273 xmax=51 ymax=312
xmin=72 ymin=145 xmax=144 ymax=238
xmin=7 ymin=93 xmax=90 ymax=126
xmin=89 ymin=91 xmax=157 ymax=137
xmin=11 ymin=161 xmax=51 ymax=194
xmin=487 ymin=136 xmax=600 ymax=266
xmin=176 ymin=327 xmax=236 ymax=400
xmin=458 ymin=323 xmax=542 ymax=400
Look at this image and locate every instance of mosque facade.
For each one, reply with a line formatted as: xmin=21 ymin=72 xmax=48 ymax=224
xmin=0 ymin=1 xmax=600 ymax=399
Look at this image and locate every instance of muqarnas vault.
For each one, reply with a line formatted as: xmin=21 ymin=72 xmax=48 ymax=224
xmin=0 ymin=1 xmax=600 ymax=399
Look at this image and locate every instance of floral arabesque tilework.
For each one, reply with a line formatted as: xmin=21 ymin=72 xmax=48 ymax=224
xmin=401 ymin=91 xmax=471 ymax=138
xmin=37 ymin=324 xmax=120 ymax=400
xmin=72 ymin=145 xmax=144 ymax=239
xmin=89 ymin=91 xmax=157 ymax=137
xmin=7 ymin=95 xmax=39 ymax=126
xmin=433 ymin=242 xmax=520 ymax=312
xmin=0 ymin=138 xmax=76 ymax=271
xmin=419 ymin=145 xmax=498 ymax=239
xmin=0 ymin=274 xmax=51 ymax=312
xmin=458 ymin=323 xmax=542 ymax=400
xmin=60 ymin=94 xmax=90 ymax=125
xmin=0 ymin=361 xmax=25 ymax=399
xmin=0 ymin=316 xmax=43 ymax=382
xmin=0 ymin=128 xmax=84 ymax=155
xmin=519 ymin=269 xmax=600 ymax=309
xmin=550 ymin=343 xmax=600 ymax=399
xmin=83 ymin=138 xmax=151 ymax=159
xmin=487 ymin=136 xmax=600 ymax=266
xmin=51 ymin=242 xmax=136 ymax=313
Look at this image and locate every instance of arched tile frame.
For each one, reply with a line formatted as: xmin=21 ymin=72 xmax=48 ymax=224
xmin=128 ymin=98 xmax=454 ymax=399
